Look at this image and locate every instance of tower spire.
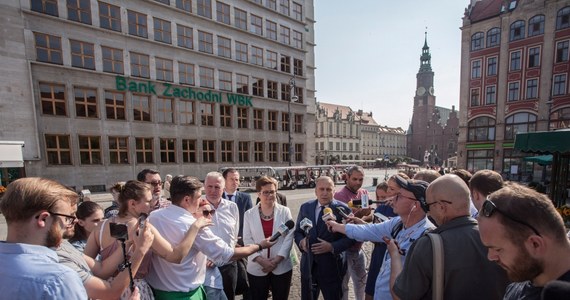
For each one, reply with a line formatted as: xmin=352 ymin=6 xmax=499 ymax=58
xmin=419 ymin=29 xmax=432 ymax=72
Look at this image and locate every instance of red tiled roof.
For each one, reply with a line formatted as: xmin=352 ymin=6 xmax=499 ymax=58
xmin=469 ymin=0 xmax=504 ymax=23
xmin=317 ymin=102 xmax=378 ymax=125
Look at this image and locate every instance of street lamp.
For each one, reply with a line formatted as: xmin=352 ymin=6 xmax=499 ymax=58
xmin=289 ymin=77 xmax=297 ymax=166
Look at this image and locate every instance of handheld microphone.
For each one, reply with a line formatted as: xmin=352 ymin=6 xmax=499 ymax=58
xmin=361 ymin=193 xmax=369 ymax=208
xmin=336 ymin=206 xmax=351 ymax=219
xmin=137 ymin=213 xmax=148 ymax=236
xmin=269 ymin=220 xmax=295 ymax=242
xmin=321 ymin=207 xmax=335 ymax=222
xmin=300 ymin=218 xmax=313 ymax=233
xmin=349 ymin=199 xmax=383 ymax=208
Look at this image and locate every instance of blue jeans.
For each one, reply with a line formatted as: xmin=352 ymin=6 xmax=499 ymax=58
xmin=203 ymin=286 xmax=228 ymax=300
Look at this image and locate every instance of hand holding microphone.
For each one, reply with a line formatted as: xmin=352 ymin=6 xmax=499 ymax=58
xmin=269 ymin=220 xmax=295 ymax=242
xmin=322 ymin=207 xmax=337 ymax=231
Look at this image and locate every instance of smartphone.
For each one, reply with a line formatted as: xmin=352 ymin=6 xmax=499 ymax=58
xmin=374 ymin=212 xmax=389 ymax=222
xmin=137 ymin=213 xmax=148 ymax=236
xmin=109 ymin=222 xmax=129 ymax=240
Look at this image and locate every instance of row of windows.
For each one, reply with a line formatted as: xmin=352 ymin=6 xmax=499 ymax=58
xmin=38 ymin=82 xmax=305 ymax=132
xmin=31 ymin=0 xmax=304 ymax=49
xmin=34 ymin=32 xmax=305 ymax=101
xmin=467 ymin=149 xmax=535 ymax=176
xmin=44 ymin=134 xmax=304 ymax=165
xmin=470 ymin=6 xmax=570 ymax=51
xmin=315 ymin=141 xmax=360 ymax=152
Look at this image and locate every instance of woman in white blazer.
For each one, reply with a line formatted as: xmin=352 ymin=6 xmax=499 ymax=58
xmin=243 ymin=176 xmax=294 ymax=300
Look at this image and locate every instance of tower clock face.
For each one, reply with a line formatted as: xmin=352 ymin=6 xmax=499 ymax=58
xmin=416 ymin=86 xmax=426 ymax=96
xmin=429 ymin=87 xmax=435 ymax=95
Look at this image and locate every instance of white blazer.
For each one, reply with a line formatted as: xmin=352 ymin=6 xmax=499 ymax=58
xmin=243 ymin=203 xmax=294 ymax=276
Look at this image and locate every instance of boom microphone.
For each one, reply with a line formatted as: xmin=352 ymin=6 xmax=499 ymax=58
xmin=269 ymin=220 xmax=295 ymax=242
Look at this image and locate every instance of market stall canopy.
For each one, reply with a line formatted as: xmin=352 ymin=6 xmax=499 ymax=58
xmin=0 ymin=141 xmax=24 ymax=168
xmin=514 ymin=130 xmax=570 ymax=154
xmin=523 ymin=154 xmax=553 ymax=166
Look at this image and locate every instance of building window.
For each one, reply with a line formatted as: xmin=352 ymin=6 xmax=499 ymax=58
xmin=295 ymin=143 xmax=303 ymax=162
xmin=281 ymin=112 xmax=289 ymax=132
xmin=216 ymin=2 xmax=230 ymax=24
xmin=280 ymin=26 xmax=290 ymax=45
xmin=235 ymin=8 xmax=247 ymax=30
xmin=200 ymin=102 xmax=214 ymax=126
xmin=128 ymin=10 xmax=148 ymax=38
xmin=235 ymin=41 xmax=248 ymax=62
xmin=526 ymin=78 xmax=538 ymax=99
xmin=105 ymin=91 xmax=125 ymax=120
xmin=467 ymin=116 xmax=495 ymax=142
xmin=198 ymin=31 xmax=213 ymax=54
xmin=45 ymin=134 xmax=72 ymax=165
xmin=177 ymin=24 xmax=193 ymax=49
xmin=40 ymin=82 xmax=66 ymax=116
xmin=179 ymin=62 xmax=195 ymax=85
xmin=154 ymin=18 xmax=172 ymax=44
xmin=220 ymin=104 xmax=232 ymax=128
xmin=295 ymin=86 xmax=304 ymax=103
xmin=528 ymin=47 xmax=540 ymax=68
xmin=236 ymin=74 xmax=249 ymax=94
xmin=182 ymin=139 xmax=197 ymax=163
xmin=553 ymin=74 xmax=567 ymax=96
xmin=203 ymin=140 xmax=216 ymax=163
xmin=251 ymin=46 xmax=263 ymax=66
xmin=294 ymin=59 xmax=303 ymax=76
xmin=557 ymin=40 xmax=569 ymax=63
xmin=485 ymin=86 xmax=496 ymax=105
xmin=266 ymin=0 xmax=277 ymax=10
xmin=268 ymin=142 xmax=278 ymax=162
xmin=267 ymin=80 xmax=278 ymax=99
xmin=70 ymin=40 xmax=95 ymax=70
xmin=528 ymin=15 xmax=544 ymax=36
xmin=557 ymin=7 xmax=570 ymax=30
xmin=157 ymin=97 xmax=174 ymax=123
xmin=509 ymin=20 xmax=525 ymax=42
xmin=487 ymin=57 xmax=497 ymax=76
xmin=238 ymin=141 xmax=249 ymax=162
xmin=471 ymin=32 xmax=484 ymax=51
xmin=135 ymin=137 xmax=153 ymax=163
xmin=102 ymin=46 xmax=123 ymax=74
xmin=279 ymin=0 xmax=289 ymax=15
xmin=292 ymin=2 xmax=302 ymax=21
xmin=252 ymin=78 xmax=264 ymax=97
xmin=199 ymin=66 xmax=214 ymax=88
xmin=504 ymin=113 xmax=537 ymax=140
xmin=78 ymin=135 xmax=101 ymax=165
xmin=160 ymin=138 xmax=176 ymax=163
xmin=176 ymin=0 xmax=192 ymax=12
xmin=220 ymin=141 xmax=233 ymax=162
xmin=251 ymin=14 xmax=263 ymax=35
xmin=471 ymin=60 xmax=481 ymax=78
xmin=74 ymin=87 xmax=97 ymax=118
xmin=99 ymin=2 xmax=121 ymax=31
xmin=267 ymin=51 xmax=278 ymax=70
xmin=32 ymin=0 xmax=58 ymax=16
xmin=34 ymin=32 xmax=62 ymax=64
xmin=508 ymin=82 xmax=520 ymax=102
xmin=218 ymin=70 xmax=232 ymax=91
xmin=281 ymin=55 xmax=291 ymax=73
xmin=294 ymin=114 xmax=302 ymax=133
xmin=268 ymin=110 xmax=278 ymax=131
xmin=293 ymin=30 xmax=302 ymax=49
xmin=282 ymin=143 xmax=290 ymax=162
xmin=467 ymin=150 xmax=494 ymax=173
xmin=67 ymin=0 xmax=91 ymax=24
xmin=550 ymin=107 xmax=570 ymax=130
xmin=266 ymin=20 xmax=277 ymax=40
xmin=109 ymin=136 xmax=129 ymax=164
xmin=197 ymin=0 xmax=212 ymax=18
xmin=217 ymin=36 xmax=231 ymax=58
xmin=253 ymin=108 xmax=264 ymax=130
xmin=254 ymin=142 xmax=264 ymax=162
xmin=486 ymin=27 xmax=500 ymax=47
xmin=130 ymin=52 xmax=150 ymax=78
xmin=179 ymin=100 xmax=195 ymax=125
xmin=156 ymin=57 xmax=173 ymax=82
xmin=237 ymin=107 xmax=248 ymax=129
xmin=132 ymin=94 xmax=151 ymax=122
xmin=281 ymin=82 xmax=290 ymax=101
xmin=510 ymin=50 xmax=521 ymax=71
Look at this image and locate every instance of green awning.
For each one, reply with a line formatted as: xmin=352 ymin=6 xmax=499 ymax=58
xmin=514 ymin=130 xmax=570 ymax=154
xmin=523 ymin=154 xmax=552 ymax=166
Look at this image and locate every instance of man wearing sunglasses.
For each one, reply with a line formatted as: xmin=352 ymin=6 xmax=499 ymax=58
xmin=137 ymin=168 xmax=171 ymax=209
xmin=0 ymin=177 xmax=87 ymax=299
xmin=478 ymin=183 xmax=570 ymax=300
xmin=390 ymin=174 xmax=508 ymax=300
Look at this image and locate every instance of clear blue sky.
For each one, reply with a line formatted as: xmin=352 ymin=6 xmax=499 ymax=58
xmin=314 ymin=0 xmax=470 ymax=129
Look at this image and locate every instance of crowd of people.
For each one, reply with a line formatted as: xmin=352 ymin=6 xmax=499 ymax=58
xmin=1 ymin=166 xmax=570 ymax=300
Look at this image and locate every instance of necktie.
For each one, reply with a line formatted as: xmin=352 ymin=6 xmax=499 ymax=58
xmin=227 ymin=194 xmax=234 ymax=201
xmin=317 ymin=205 xmax=325 ymax=231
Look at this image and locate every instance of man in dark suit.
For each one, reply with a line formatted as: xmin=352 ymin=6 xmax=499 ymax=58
xmin=222 ymin=168 xmax=253 ymax=299
xmin=294 ymin=176 xmax=356 ymax=300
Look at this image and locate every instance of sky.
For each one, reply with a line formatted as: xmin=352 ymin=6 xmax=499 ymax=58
xmin=314 ymin=0 xmax=471 ymax=129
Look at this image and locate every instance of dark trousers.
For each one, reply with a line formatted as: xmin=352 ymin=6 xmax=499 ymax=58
xmin=219 ymin=262 xmax=237 ymax=300
xmin=301 ymin=261 xmax=344 ymax=300
xmin=235 ymin=258 xmax=251 ymax=299
xmin=247 ymin=270 xmax=293 ymax=300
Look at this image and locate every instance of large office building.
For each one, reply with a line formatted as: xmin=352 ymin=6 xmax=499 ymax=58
xmin=457 ymin=0 xmax=570 ymax=179
xmin=0 ymin=0 xmax=315 ymax=191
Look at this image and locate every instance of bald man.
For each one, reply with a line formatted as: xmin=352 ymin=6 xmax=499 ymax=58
xmin=389 ymin=174 xmax=509 ymax=300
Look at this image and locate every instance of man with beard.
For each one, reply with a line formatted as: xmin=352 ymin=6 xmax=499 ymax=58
xmin=478 ymin=183 xmax=570 ymax=300
xmin=138 ymin=168 xmax=171 ymax=209
xmin=0 ymin=177 xmax=87 ymax=299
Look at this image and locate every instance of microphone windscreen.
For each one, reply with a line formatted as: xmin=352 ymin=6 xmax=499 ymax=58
xmin=323 ymin=207 xmax=333 ymax=215
xmin=285 ymin=219 xmax=295 ymax=229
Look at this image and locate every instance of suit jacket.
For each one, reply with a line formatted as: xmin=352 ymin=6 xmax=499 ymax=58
xmin=243 ymin=203 xmax=294 ymax=276
xmin=223 ymin=191 xmax=252 ymax=243
xmin=294 ymin=199 xmax=356 ymax=269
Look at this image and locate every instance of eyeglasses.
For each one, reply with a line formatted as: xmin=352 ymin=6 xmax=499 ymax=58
xmin=395 ymin=193 xmax=416 ymax=201
xmin=146 ymin=181 xmax=162 ymax=187
xmin=202 ymin=209 xmax=216 ymax=217
xmin=425 ymin=200 xmax=453 ymax=211
xmin=48 ymin=211 xmax=77 ymax=225
xmin=261 ymin=190 xmax=276 ymax=196
xmin=481 ymin=199 xmax=541 ymax=236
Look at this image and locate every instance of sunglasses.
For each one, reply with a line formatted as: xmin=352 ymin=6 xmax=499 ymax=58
xmin=202 ymin=209 xmax=215 ymax=217
xmin=481 ymin=198 xmax=541 ymax=236
xmin=146 ymin=181 xmax=162 ymax=187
